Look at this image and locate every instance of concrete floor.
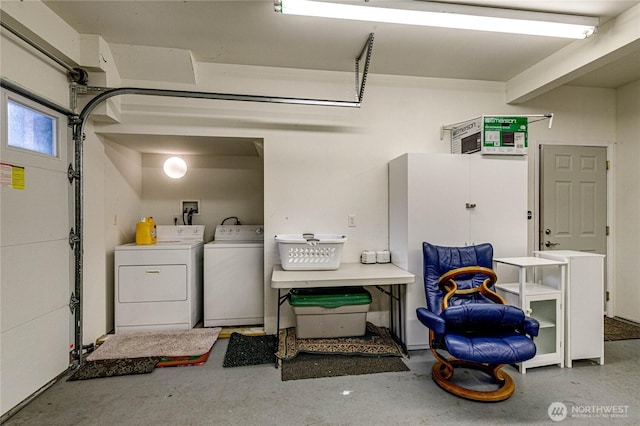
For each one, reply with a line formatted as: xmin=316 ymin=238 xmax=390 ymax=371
xmin=4 ymin=338 xmax=639 ymax=426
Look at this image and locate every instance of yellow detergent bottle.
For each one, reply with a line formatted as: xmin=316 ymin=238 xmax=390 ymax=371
xmin=147 ymin=217 xmax=157 ymax=243
xmin=135 ymin=217 xmax=154 ymax=245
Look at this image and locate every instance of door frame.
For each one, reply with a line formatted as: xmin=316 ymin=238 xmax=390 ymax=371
xmin=533 ymin=139 xmax=615 ymax=317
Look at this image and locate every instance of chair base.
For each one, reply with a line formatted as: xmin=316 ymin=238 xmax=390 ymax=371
xmin=431 ymin=359 xmax=515 ymax=402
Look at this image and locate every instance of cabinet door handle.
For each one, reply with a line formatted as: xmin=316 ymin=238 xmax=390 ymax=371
xmin=145 ymin=269 xmax=161 ymax=274
xmin=465 ymin=203 xmax=476 ymax=209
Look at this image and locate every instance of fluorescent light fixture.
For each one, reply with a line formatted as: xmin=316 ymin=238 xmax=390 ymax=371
xmin=163 ymin=157 xmax=188 ymax=179
xmin=274 ymin=0 xmax=599 ymax=39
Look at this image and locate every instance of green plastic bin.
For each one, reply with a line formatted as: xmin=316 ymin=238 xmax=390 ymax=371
xmin=288 ymin=286 xmax=372 ymax=338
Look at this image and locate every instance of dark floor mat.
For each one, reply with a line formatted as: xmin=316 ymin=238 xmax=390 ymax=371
xmin=281 ymin=352 xmax=409 ymax=381
xmin=67 ymin=357 xmax=160 ymax=381
xmin=604 ymin=317 xmax=640 ymax=341
xmin=223 ymin=333 xmax=277 ymax=367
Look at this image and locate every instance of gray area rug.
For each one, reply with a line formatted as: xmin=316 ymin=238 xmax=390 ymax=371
xmin=604 ymin=317 xmax=640 ymax=341
xmin=87 ymin=328 xmax=221 ymax=361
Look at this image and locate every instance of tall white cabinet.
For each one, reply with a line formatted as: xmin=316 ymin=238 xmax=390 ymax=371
xmin=534 ymin=250 xmax=605 ymax=367
xmin=389 ymin=153 xmax=528 ymax=349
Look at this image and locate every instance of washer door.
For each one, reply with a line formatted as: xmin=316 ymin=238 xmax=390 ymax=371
xmin=118 ymin=264 xmax=187 ymax=302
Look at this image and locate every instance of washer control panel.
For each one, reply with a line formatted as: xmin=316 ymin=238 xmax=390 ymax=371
xmin=214 ymin=225 xmax=264 ymax=241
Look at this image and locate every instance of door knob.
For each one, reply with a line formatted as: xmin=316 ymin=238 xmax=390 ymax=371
xmin=545 ymin=241 xmax=560 ymax=248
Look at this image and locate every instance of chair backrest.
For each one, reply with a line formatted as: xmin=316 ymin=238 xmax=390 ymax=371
xmin=422 ymin=242 xmax=494 ymax=315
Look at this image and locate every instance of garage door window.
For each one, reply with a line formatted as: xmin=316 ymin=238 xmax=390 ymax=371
xmin=7 ymin=99 xmax=57 ymax=157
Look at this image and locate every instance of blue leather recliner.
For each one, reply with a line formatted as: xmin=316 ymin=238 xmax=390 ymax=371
xmin=417 ymin=242 xmax=539 ymax=402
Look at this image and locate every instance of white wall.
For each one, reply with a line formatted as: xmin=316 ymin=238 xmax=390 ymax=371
xmin=2 ymin=1 xmax=638 ymax=345
xmin=90 ymin=64 xmax=620 ymax=333
xmin=82 ymin=121 xmax=107 ymax=342
xmin=140 ymin=153 xmax=264 ymax=242
xmin=614 ymin=80 xmax=640 ymax=323
xmin=103 ymin=138 xmax=142 ymax=331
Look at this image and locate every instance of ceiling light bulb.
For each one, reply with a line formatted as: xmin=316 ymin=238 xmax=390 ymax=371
xmin=163 ymin=157 xmax=188 ymax=179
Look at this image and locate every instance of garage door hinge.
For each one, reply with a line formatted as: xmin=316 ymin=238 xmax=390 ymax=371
xmin=67 ymin=163 xmax=80 ymax=183
xmin=69 ymin=228 xmax=80 ymax=249
xmin=69 ymin=292 xmax=79 ymax=314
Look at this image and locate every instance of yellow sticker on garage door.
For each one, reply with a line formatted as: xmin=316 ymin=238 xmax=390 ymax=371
xmin=0 ymin=162 xmax=25 ymax=190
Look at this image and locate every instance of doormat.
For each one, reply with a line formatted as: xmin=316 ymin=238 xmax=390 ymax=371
xmin=156 ymin=348 xmax=213 ymax=368
xmin=223 ymin=332 xmax=278 ymax=367
xmin=281 ymin=352 xmax=409 ymax=381
xmin=604 ymin=317 xmax=640 ymax=341
xmin=277 ymin=322 xmax=404 ymax=361
xmin=87 ymin=328 xmax=221 ymax=361
xmin=67 ymin=357 xmax=160 ymax=381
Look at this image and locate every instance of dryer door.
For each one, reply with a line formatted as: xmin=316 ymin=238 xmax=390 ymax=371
xmin=118 ymin=264 xmax=187 ymax=302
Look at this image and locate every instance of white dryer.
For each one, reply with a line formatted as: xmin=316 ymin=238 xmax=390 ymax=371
xmin=204 ymin=225 xmax=264 ymax=327
xmin=114 ymin=225 xmax=205 ymax=333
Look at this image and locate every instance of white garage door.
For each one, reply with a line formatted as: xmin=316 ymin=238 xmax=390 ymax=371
xmin=1 ymin=89 xmax=72 ymax=416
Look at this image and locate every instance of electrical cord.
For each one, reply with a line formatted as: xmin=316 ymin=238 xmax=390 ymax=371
xmin=221 ymin=216 xmax=241 ymax=225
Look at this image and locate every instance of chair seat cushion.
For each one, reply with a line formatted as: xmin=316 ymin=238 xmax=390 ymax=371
xmin=444 ymin=333 xmax=537 ymax=365
xmin=442 ymin=304 xmax=526 ymax=334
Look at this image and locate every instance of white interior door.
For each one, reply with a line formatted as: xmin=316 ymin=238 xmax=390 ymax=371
xmin=1 ymin=90 xmax=72 ymax=416
xmin=539 ymin=145 xmax=607 ymax=310
xmin=540 ymin=145 xmax=607 ymax=254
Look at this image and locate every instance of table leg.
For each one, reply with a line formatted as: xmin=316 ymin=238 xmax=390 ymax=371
xmin=389 ymin=285 xmax=394 ymax=337
xmin=275 ymin=289 xmax=281 ymax=368
xmin=375 ymin=285 xmax=408 ymax=356
xmin=275 ymin=289 xmax=291 ymax=368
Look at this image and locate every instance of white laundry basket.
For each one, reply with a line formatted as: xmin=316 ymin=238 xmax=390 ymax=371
xmin=275 ymin=233 xmax=347 ymax=270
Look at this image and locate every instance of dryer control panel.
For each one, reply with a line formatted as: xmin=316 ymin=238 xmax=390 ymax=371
xmin=214 ymin=225 xmax=264 ymax=241
xmin=157 ymin=225 xmax=206 ymax=242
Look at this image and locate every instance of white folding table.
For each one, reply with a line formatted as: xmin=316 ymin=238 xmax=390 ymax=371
xmin=271 ymin=262 xmax=415 ymax=366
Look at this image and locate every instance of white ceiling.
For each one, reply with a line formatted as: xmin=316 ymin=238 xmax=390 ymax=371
xmin=41 ymin=0 xmax=640 ymax=154
xmin=43 ymin=0 xmax=640 ymax=84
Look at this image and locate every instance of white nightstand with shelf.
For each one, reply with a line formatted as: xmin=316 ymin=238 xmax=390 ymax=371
xmin=493 ymin=257 xmax=568 ymax=374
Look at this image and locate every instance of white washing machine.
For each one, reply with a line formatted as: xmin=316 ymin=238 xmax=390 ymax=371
xmin=114 ymin=225 xmax=205 ymax=333
xmin=204 ymin=225 xmax=264 ymax=327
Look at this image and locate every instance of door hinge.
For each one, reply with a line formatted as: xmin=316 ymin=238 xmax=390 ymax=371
xmin=69 ymin=292 xmax=79 ymax=314
xmin=606 ymin=226 xmax=610 ymax=236
xmin=606 ymin=160 xmax=610 ymax=171
xmin=67 ymin=163 xmax=80 ymax=183
xmin=69 ymin=228 xmax=80 ymax=249
xmin=606 ymin=291 xmax=610 ymax=302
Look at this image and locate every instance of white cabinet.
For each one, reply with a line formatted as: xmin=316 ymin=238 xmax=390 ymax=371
xmin=494 ymin=257 xmax=567 ymax=373
xmin=534 ymin=250 xmax=605 ymax=367
xmin=389 ymin=153 xmax=528 ymax=349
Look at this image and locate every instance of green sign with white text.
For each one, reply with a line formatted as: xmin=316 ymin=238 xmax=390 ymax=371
xmin=482 ymin=116 xmax=528 ymax=155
